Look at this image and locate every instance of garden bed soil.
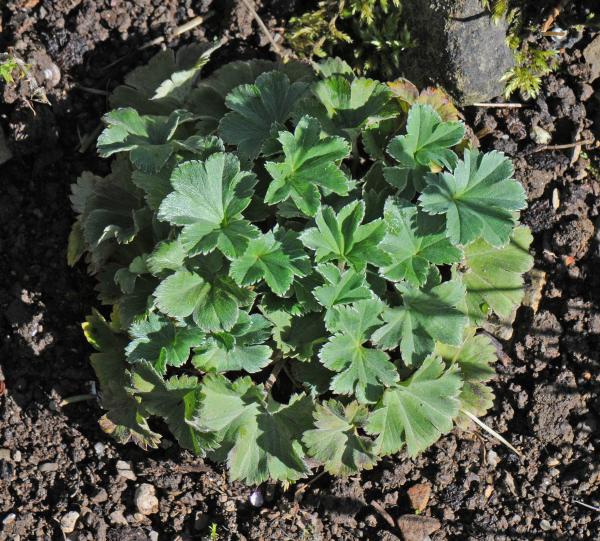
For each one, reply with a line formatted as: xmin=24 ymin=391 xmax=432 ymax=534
xmin=0 ymin=1 xmax=598 ymax=540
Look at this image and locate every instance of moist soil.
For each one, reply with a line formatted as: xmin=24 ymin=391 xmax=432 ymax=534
xmin=0 ymin=1 xmax=599 ymax=540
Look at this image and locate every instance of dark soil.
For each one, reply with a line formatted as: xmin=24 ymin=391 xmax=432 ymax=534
xmin=0 ymin=1 xmax=599 ymax=540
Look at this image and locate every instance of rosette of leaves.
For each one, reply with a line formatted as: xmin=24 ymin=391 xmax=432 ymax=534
xmin=70 ymin=50 xmax=533 ymax=485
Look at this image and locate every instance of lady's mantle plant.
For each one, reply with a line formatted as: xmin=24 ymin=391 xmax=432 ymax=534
xmin=69 ymin=44 xmax=533 ymax=485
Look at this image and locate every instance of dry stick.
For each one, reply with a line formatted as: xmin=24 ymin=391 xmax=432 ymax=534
xmin=239 ymin=0 xmax=285 ymax=58
xmin=140 ymin=15 xmax=207 ymax=51
xmin=294 ymin=470 xmax=327 ymax=502
xmin=471 ymin=102 xmax=525 ymax=109
xmin=102 ymin=13 xmax=211 ymax=71
xmin=541 ymin=0 xmax=570 ymax=33
xmin=370 ymin=501 xmax=396 ymax=529
xmin=534 ymin=139 xmax=595 ymax=152
xmin=264 ymin=357 xmax=285 ymax=393
xmin=462 ymin=409 xmax=523 ymax=458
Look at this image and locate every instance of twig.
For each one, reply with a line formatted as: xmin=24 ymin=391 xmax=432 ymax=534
xmin=471 ymin=102 xmax=525 ymax=109
xmin=140 ymin=15 xmax=206 ymax=51
xmin=533 ymin=139 xmax=595 ymax=152
xmin=239 ymin=0 xmax=285 ymax=58
xmin=462 ymin=409 xmax=523 ymax=458
xmin=78 ymin=124 xmax=102 ymax=153
xmin=371 ymin=501 xmax=396 ymax=529
xmin=541 ymin=0 xmax=569 ymax=33
xmin=264 ymin=358 xmax=285 ymax=393
xmin=102 ymin=13 xmax=211 ymax=71
xmin=294 ymin=470 xmax=327 ymax=502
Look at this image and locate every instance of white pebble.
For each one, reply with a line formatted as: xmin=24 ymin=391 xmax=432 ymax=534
xmin=134 ymin=483 xmax=159 ymax=515
xmin=60 ymin=511 xmax=80 ymax=533
xmin=249 ymin=488 xmax=264 ymax=507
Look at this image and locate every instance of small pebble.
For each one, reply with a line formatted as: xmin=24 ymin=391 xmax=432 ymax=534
xmin=93 ymin=442 xmax=105 ymax=457
xmin=60 ymin=511 xmax=80 ymax=533
xmin=12 ymin=450 xmax=21 ymax=462
xmin=149 ymin=531 xmax=159 ymax=541
xmin=116 ymin=460 xmax=137 ymax=481
xmin=91 ymin=488 xmax=108 ymax=503
xmin=134 ymin=483 xmax=159 ymax=515
xmin=0 ymin=449 xmax=11 ymax=461
xmin=540 ymin=519 xmax=552 ymax=531
xmin=2 ymin=513 xmax=16 ymax=525
xmin=487 ymin=449 xmax=500 ymax=468
xmin=109 ymin=510 xmax=128 ymax=526
xmin=39 ymin=462 xmax=59 ymax=473
xmin=407 ymin=483 xmax=432 ymax=512
xmin=250 ymin=489 xmax=264 ymax=507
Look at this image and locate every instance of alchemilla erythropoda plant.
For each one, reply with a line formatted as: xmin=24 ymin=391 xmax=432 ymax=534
xmin=69 ymin=44 xmax=533 ymax=485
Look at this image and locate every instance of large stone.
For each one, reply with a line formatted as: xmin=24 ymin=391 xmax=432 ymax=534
xmin=401 ymin=0 xmax=513 ymax=104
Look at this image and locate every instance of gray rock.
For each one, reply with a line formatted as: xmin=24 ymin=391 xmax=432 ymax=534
xmin=38 ymin=462 xmax=59 ymax=473
xmin=108 ymin=509 xmax=128 ymax=526
xmin=401 ymin=0 xmax=513 ymax=104
xmin=584 ymin=35 xmax=600 ymax=82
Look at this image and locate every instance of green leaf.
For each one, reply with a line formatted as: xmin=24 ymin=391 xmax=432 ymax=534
xmin=147 ymin=239 xmax=187 ymax=274
xmin=366 ymin=356 xmax=462 ymax=456
xmin=158 ymin=154 xmax=258 ymax=258
xmin=84 ymin=311 xmax=161 ymax=449
xmin=419 ymin=149 xmax=527 ymax=246
xmin=110 ymin=43 xmax=219 ymax=114
xmin=319 ymin=300 xmax=398 ymax=403
xmin=372 ymin=272 xmax=468 ymax=366
xmin=263 ymin=310 xmax=327 ymax=361
xmin=309 ymin=75 xmax=393 ymax=136
xmin=459 ymin=225 xmax=534 ymax=323
xmin=229 ymin=232 xmax=303 ymax=296
xmin=189 ymin=60 xmax=314 ymax=134
xmin=218 ymin=71 xmax=310 ymax=159
xmin=303 ymin=400 xmax=377 ymax=475
xmin=387 ymin=104 xmax=464 ymax=172
xmin=154 ymin=269 xmax=253 ymax=332
xmin=132 ymin=362 xmax=217 ymax=455
xmin=97 ymin=108 xmax=195 ymax=172
xmin=264 ymin=115 xmax=351 ymax=216
xmin=199 ymin=375 xmax=313 ymax=484
xmin=313 ymin=263 xmax=373 ymax=309
xmin=436 ymin=331 xmax=496 ymax=425
xmin=379 ymin=198 xmax=462 ymax=285
xmin=193 ymin=313 xmax=273 ymax=373
xmin=300 ymin=201 xmax=388 ymax=271
xmin=126 ymin=313 xmax=204 ymax=374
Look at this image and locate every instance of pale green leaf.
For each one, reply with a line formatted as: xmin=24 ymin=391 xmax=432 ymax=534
xmin=229 ymin=232 xmax=303 ymax=296
xmin=319 ymin=299 xmax=398 ymax=403
xmin=419 ymin=149 xmax=527 ymax=246
xmin=126 ymin=313 xmax=204 ymax=374
xmin=199 ymin=375 xmax=313 ymax=484
xmin=132 ymin=362 xmax=217 ymax=455
xmin=366 ymin=356 xmax=462 ymax=456
xmin=303 ymin=400 xmax=377 ymax=475
xmin=153 ymin=269 xmax=253 ymax=332
xmin=300 ymin=201 xmax=388 ymax=271
xmin=379 ymin=198 xmax=462 ymax=285
xmin=158 ymin=154 xmax=258 ymax=258
xmin=313 ymin=263 xmax=372 ymax=309
xmin=372 ymin=272 xmax=468 ymax=366
xmin=218 ymin=71 xmax=310 ymax=159
xmin=264 ymin=115 xmax=350 ymax=216
xmin=459 ymin=225 xmax=534 ymax=323
xmin=193 ymin=313 xmax=272 ymax=373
